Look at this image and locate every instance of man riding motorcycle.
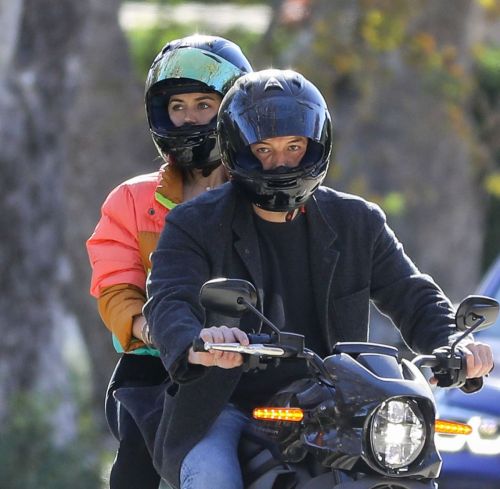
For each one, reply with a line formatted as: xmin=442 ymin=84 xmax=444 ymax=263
xmin=125 ymin=69 xmax=494 ymax=489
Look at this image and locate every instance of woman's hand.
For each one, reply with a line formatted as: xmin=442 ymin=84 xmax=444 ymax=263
xmin=188 ymin=326 xmax=249 ymax=369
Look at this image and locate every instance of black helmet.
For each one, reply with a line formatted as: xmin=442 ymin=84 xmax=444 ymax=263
xmin=217 ymin=69 xmax=332 ymax=211
xmin=145 ymin=35 xmax=253 ymax=170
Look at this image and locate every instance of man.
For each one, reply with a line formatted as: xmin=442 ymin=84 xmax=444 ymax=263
xmin=143 ymin=69 xmax=493 ymax=489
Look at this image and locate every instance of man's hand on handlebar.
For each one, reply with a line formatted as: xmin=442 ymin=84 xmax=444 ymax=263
xmin=188 ymin=326 xmax=249 ymax=369
xmin=429 ymin=340 xmax=494 ymax=385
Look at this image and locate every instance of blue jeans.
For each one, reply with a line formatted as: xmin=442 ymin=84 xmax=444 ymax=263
xmin=180 ymin=404 xmax=249 ymax=489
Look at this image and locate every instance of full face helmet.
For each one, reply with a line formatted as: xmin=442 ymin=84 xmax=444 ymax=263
xmin=145 ymin=35 xmax=252 ymax=171
xmin=217 ymin=69 xmax=332 ymax=212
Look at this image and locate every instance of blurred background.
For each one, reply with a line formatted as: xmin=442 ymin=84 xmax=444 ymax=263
xmin=0 ymin=0 xmax=499 ymax=487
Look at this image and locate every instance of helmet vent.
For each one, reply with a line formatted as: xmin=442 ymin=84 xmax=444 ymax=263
xmin=291 ymin=76 xmax=304 ymax=89
xmin=264 ymin=77 xmax=284 ymax=91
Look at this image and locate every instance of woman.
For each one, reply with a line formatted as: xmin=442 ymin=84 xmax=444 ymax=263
xmin=86 ymin=34 xmax=252 ymax=489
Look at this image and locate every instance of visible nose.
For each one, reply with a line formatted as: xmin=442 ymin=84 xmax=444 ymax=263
xmin=271 ymin=151 xmax=288 ymax=168
xmin=183 ymin=108 xmax=199 ymax=124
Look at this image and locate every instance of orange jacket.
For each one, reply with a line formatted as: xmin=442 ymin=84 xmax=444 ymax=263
xmin=87 ymin=163 xmax=184 ymax=353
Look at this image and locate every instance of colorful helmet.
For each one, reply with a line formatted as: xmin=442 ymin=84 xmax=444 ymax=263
xmin=145 ymin=35 xmax=253 ymax=170
xmin=217 ymin=69 xmax=332 ymax=211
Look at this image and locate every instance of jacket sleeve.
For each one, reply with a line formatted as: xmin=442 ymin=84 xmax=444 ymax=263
xmin=87 ymin=184 xmax=148 ymax=351
xmin=368 ymin=204 xmax=455 ymax=354
xmin=144 ymin=206 xmax=210 ymax=380
xmin=97 ymin=283 xmax=147 ymax=352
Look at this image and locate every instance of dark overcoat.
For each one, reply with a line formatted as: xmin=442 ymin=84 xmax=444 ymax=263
xmin=117 ymin=183 xmax=455 ymax=487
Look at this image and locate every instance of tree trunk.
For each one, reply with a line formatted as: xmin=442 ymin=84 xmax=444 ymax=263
xmin=0 ymin=0 xmax=88 ymax=435
xmin=63 ymin=0 xmax=156 ymax=426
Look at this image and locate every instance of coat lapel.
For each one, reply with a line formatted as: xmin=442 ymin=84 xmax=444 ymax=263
xmin=306 ymin=195 xmax=339 ymax=352
xmin=231 ymin=193 xmax=339 ymax=349
xmin=232 ymin=199 xmax=264 ymax=299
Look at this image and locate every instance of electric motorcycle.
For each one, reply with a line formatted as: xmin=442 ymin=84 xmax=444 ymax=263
xmin=193 ymin=278 xmax=499 ymax=489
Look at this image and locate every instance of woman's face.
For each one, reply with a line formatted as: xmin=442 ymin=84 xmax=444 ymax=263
xmin=250 ymin=136 xmax=308 ymax=171
xmin=168 ymin=92 xmax=222 ymax=127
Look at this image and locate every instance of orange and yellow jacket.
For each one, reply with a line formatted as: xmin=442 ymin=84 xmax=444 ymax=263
xmin=87 ymin=163 xmax=184 ymax=355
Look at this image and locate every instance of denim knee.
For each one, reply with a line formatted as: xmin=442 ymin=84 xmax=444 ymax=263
xmin=180 ymin=405 xmax=248 ymax=489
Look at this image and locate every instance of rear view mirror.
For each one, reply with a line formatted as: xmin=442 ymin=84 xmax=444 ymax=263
xmin=455 ymin=295 xmax=499 ymax=332
xmin=199 ymin=278 xmax=258 ymax=317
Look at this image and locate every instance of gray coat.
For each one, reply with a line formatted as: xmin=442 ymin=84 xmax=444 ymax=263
xmin=131 ymin=183 xmax=455 ymax=486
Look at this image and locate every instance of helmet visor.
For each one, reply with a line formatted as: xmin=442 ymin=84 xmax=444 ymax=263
xmin=235 ymin=96 xmax=329 ymax=147
xmin=147 ymin=48 xmax=245 ymax=97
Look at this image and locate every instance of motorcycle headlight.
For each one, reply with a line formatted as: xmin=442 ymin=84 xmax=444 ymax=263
xmin=370 ymin=398 xmax=426 ymax=470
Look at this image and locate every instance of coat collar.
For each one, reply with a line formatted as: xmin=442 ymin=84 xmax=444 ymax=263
xmin=231 ymin=190 xmax=339 ymax=350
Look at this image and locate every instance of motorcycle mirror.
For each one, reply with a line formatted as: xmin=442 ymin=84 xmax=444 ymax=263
xmin=199 ymin=278 xmax=258 ymax=317
xmin=455 ymin=295 xmax=499 ymax=332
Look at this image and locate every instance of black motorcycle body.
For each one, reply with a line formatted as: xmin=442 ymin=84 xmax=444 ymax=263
xmin=194 ymin=278 xmax=499 ymax=489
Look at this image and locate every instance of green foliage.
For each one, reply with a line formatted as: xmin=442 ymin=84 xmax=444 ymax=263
xmin=381 ymin=191 xmax=406 ymax=216
xmin=475 ymin=46 xmax=500 ymax=99
xmin=0 ymin=395 xmax=102 ymax=489
xmin=126 ymin=23 xmax=261 ymax=82
xmin=127 ymin=24 xmax=194 ymax=81
xmin=361 ymin=8 xmax=406 ymax=52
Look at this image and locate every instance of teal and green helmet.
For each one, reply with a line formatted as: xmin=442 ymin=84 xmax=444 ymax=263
xmin=145 ymin=35 xmax=253 ymax=171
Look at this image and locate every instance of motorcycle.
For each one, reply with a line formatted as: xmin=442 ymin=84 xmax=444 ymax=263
xmin=192 ymin=277 xmax=499 ymax=489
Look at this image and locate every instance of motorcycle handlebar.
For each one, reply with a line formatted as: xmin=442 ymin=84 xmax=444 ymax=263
xmin=194 ymin=334 xmax=472 ymax=389
xmin=411 ymin=355 xmax=439 ymax=369
xmin=192 ymin=332 xmax=283 ymax=356
xmin=412 ymin=347 xmax=468 ymax=388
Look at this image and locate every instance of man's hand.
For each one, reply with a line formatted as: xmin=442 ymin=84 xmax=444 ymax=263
xmin=459 ymin=341 xmax=494 ymax=378
xmin=188 ymin=326 xmax=249 ymax=369
xmin=430 ymin=341 xmax=494 ymax=385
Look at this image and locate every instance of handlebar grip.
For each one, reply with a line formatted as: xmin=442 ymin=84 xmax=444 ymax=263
xmin=192 ymin=332 xmax=274 ymax=353
xmin=192 ymin=337 xmax=207 ymax=353
xmin=431 ymin=347 xmax=467 ymax=388
xmin=247 ymin=333 xmax=273 ymax=344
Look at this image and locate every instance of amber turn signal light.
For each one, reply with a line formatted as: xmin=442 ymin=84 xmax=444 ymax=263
xmin=253 ymin=407 xmax=304 ymax=422
xmin=435 ymin=419 xmax=473 ymax=435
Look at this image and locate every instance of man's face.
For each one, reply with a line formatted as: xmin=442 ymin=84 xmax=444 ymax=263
xmin=250 ymin=136 xmax=308 ymax=171
xmin=167 ymin=92 xmax=222 ymax=127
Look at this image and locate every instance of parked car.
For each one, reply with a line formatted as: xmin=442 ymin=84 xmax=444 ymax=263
xmin=435 ymin=255 xmax=500 ymax=489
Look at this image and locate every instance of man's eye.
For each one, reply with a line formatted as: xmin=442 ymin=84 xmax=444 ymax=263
xmin=170 ymin=104 xmax=184 ymax=112
xmin=199 ymin=103 xmax=210 ymax=110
